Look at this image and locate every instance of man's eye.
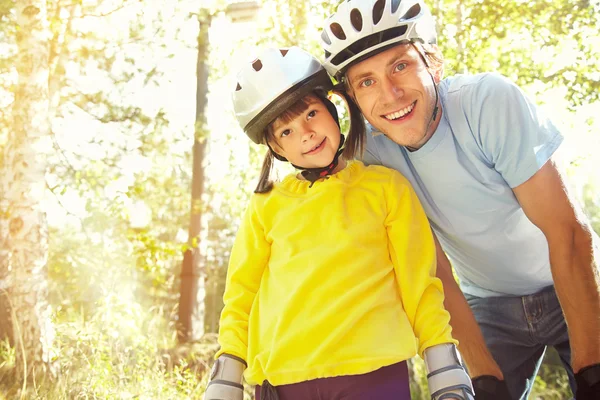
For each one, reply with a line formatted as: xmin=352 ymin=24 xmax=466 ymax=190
xmin=394 ymin=63 xmax=407 ymax=72
xmin=360 ymin=79 xmax=374 ymax=88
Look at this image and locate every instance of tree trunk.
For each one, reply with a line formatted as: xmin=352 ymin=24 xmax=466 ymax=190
xmin=455 ymin=0 xmax=467 ymax=74
xmin=3 ymin=0 xmax=55 ymax=380
xmin=433 ymin=0 xmax=443 ymax=40
xmin=177 ymin=11 xmax=211 ymax=343
xmin=0 ymin=225 xmax=12 ymax=345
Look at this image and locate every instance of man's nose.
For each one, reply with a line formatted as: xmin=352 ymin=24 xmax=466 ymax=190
xmin=380 ymin=76 xmax=404 ymax=102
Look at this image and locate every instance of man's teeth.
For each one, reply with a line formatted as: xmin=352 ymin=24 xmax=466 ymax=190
xmin=385 ymin=102 xmax=415 ymax=120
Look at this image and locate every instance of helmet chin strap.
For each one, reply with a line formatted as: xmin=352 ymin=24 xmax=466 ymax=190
xmin=429 ymin=71 xmax=440 ymax=123
xmin=292 ymin=134 xmax=345 ymax=188
xmin=402 ymin=42 xmax=439 ymax=152
xmin=405 ymin=67 xmax=439 ymax=152
xmin=269 ymin=96 xmax=346 ymax=188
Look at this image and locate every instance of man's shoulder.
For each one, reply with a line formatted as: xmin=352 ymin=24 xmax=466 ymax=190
xmin=442 ymin=73 xmax=521 ymax=110
xmin=441 ymin=73 xmax=527 ymax=135
xmin=443 ymin=72 xmax=514 ymax=94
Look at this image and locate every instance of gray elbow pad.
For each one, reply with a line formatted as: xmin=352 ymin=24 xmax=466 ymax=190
xmin=203 ymin=354 xmax=246 ymax=400
xmin=424 ymin=343 xmax=474 ymax=400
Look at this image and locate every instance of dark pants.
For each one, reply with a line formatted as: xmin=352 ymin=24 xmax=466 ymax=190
xmin=255 ymin=361 xmax=410 ymax=400
xmin=465 ymin=285 xmax=575 ymax=399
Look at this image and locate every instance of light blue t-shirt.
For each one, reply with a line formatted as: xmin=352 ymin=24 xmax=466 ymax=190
xmin=363 ymin=73 xmax=563 ymax=298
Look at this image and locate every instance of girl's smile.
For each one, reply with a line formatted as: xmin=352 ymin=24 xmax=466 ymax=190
xmin=304 ymin=138 xmax=327 ymax=155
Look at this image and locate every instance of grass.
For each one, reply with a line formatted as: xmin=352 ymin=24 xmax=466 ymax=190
xmin=0 ymin=295 xmax=574 ymax=400
xmin=0 ymin=296 xmax=216 ymax=399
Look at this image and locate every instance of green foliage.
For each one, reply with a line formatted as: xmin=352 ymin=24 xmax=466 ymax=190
xmin=582 ymin=182 xmax=600 ymax=236
xmin=0 ymin=338 xmax=15 ymax=374
xmin=433 ymin=0 xmax=600 ymax=109
xmin=531 ymin=365 xmax=572 ymax=400
xmin=408 ymin=358 xmax=429 ymax=400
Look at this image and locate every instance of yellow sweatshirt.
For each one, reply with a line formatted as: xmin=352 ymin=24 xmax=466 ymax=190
xmin=216 ymin=161 xmax=455 ymax=385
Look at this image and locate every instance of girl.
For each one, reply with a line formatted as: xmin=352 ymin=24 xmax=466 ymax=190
xmin=203 ymin=47 xmax=474 ymax=400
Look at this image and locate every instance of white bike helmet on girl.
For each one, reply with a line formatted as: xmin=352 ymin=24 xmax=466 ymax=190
xmin=233 ymin=47 xmax=334 ymax=144
xmin=320 ymin=0 xmax=437 ymax=81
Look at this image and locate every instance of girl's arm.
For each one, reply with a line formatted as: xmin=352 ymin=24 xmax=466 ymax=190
xmin=385 ymin=171 xmax=474 ymax=399
xmin=384 ymin=170 xmax=454 ymax=352
xmin=216 ymin=195 xmax=270 ymax=361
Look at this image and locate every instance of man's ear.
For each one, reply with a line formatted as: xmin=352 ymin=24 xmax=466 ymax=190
xmin=430 ymin=64 xmax=444 ymax=83
xmin=426 ymin=44 xmax=444 ymax=83
xmin=416 ymin=42 xmax=444 ymax=83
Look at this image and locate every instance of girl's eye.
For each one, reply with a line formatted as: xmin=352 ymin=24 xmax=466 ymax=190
xmin=307 ymin=110 xmax=317 ymax=119
xmin=394 ymin=63 xmax=407 ymax=72
xmin=360 ymin=79 xmax=374 ymax=88
xmin=280 ymin=129 xmax=291 ymax=137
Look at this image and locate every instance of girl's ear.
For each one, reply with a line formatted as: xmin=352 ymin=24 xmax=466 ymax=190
xmin=266 ymin=140 xmax=288 ymax=162
xmin=271 ymin=149 xmax=287 ymax=162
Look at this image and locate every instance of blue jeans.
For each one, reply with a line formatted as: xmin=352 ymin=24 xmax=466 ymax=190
xmin=465 ymin=285 xmax=576 ymax=399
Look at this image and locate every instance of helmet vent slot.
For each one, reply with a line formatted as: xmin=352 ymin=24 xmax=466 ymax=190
xmin=330 ymin=22 xmax=346 ymax=40
xmin=401 ymin=3 xmax=421 ymax=20
xmin=350 ymin=9 xmax=363 ymax=32
xmin=252 ymin=59 xmax=263 ymax=71
xmin=321 ymin=30 xmax=332 ymax=45
xmin=391 ymin=0 xmax=401 ymax=13
xmin=279 ymin=49 xmax=289 ymax=56
xmin=373 ymin=0 xmax=385 ymax=25
xmin=235 ymin=83 xmax=242 ymax=91
xmin=330 ymin=25 xmax=408 ymax=66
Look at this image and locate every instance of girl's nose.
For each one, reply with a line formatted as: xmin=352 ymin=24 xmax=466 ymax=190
xmin=301 ymin=125 xmax=316 ymax=142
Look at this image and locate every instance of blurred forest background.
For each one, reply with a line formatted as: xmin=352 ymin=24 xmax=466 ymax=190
xmin=0 ymin=0 xmax=598 ymax=399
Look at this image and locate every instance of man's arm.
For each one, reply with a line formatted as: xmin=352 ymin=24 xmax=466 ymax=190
xmin=432 ymin=232 xmax=504 ymax=379
xmin=512 ymin=158 xmax=600 ymax=371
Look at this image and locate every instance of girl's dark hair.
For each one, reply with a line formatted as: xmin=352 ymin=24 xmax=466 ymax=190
xmin=255 ymin=150 xmax=275 ymax=193
xmin=336 ymin=89 xmax=365 ymax=161
xmin=254 ymin=92 xmax=366 ymax=194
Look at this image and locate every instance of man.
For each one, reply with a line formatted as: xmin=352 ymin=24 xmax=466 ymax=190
xmin=319 ymin=0 xmax=600 ymax=399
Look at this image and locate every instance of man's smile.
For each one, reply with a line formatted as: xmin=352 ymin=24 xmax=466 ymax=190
xmin=382 ymin=101 xmax=417 ymax=121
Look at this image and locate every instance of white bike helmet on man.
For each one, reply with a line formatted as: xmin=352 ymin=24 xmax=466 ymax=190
xmin=320 ymin=0 xmax=437 ymax=82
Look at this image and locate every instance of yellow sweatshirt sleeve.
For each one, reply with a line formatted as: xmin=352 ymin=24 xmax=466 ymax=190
xmin=216 ymin=194 xmax=270 ymax=361
xmin=384 ymin=171 xmax=456 ymax=356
